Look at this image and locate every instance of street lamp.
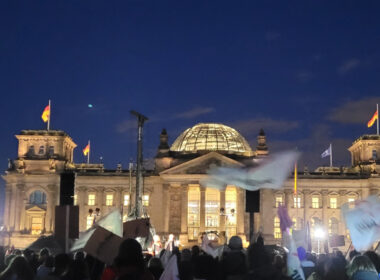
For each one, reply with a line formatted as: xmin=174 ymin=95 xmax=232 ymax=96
xmin=314 ymin=227 xmax=326 ymax=254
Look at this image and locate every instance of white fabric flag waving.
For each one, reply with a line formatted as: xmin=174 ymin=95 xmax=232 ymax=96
xmin=342 ymin=195 xmax=380 ymax=251
xmin=201 ymin=150 xmax=300 ymax=191
xmin=321 ymin=145 xmax=331 ymax=158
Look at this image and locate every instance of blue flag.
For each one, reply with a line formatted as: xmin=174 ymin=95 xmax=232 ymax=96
xmin=321 ymin=146 xmax=331 ymax=158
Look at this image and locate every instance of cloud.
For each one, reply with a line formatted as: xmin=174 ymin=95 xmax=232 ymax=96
xmin=175 ymin=106 xmax=215 ymax=119
xmin=265 ymin=32 xmax=281 ymax=41
xmin=230 ymin=118 xmax=299 ymax=137
xmin=296 ymin=71 xmax=313 ymax=82
xmin=328 ymin=97 xmax=380 ymax=124
xmin=338 ymin=58 xmax=361 ymax=75
xmin=116 ymin=119 xmax=137 ymax=133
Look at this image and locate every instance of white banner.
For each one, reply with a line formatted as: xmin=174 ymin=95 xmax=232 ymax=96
xmin=342 ymin=195 xmax=380 ymax=251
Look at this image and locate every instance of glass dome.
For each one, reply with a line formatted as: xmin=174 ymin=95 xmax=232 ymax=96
xmin=170 ymin=123 xmax=252 ymax=155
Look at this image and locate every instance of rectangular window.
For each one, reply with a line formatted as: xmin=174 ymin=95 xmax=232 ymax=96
xmin=88 ymin=194 xmax=96 ymax=206
xmin=123 ymin=194 xmax=130 ymax=206
xmin=106 ymin=194 xmax=113 ymax=206
xmin=330 ymin=197 xmax=337 ymax=209
xmin=31 ymin=217 xmax=43 ymax=235
xmin=142 ymin=194 xmax=149 ymax=206
xmin=274 ymin=217 xmax=282 ymax=239
xmin=188 ymin=186 xmax=200 ymax=241
xmin=73 ymin=194 xmax=77 ymax=206
xmin=38 ymin=146 xmax=45 ymax=155
xmin=348 ymin=197 xmax=355 ymax=209
xmin=294 ymin=196 xmax=301 ymax=208
xmin=48 ymin=146 xmax=54 ymax=156
xmin=205 ymin=189 xmax=220 ymax=228
xmin=275 ymin=196 xmax=283 ymax=208
xmin=312 ymin=197 xmax=319 ymax=208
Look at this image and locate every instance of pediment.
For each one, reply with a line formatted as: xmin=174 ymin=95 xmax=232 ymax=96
xmin=26 ymin=205 xmax=46 ymax=213
xmin=160 ymin=152 xmax=244 ymax=175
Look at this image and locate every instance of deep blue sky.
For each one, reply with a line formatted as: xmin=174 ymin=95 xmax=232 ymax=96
xmin=1 ymin=0 xmax=380 ymax=175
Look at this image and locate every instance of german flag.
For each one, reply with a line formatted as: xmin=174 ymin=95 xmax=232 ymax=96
xmin=83 ymin=143 xmax=90 ymax=156
xmin=368 ymin=110 xmax=378 ymax=128
xmin=41 ymin=105 xmax=50 ymax=123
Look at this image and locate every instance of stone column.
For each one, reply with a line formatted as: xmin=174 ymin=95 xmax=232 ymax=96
xmin=219 ymin=189 xmax=226 ymax=233
xmin=3 ymin=187 xmax=12 ymax=230
xmin=284 ymin=190 xmax=293 ymax=211
xmin=97 ymin=187 xmax=105 ymax=213
xmin=45 ymin=188 xmax=54 ymax=233
xmin=77 ymin=187 xmax=87 ymax=231
xmin=339 ymin=190 xmax=347 ymax=208
xmin=13 ymin=186 xmax=21 ymax=232
xmin=236 ymin=188 xmax=245 ymax=235
xmin=321 ymin=190 xmax=329 ymax=227
xmin=19 ymin=190 xmax=27 ymax=232
xmin=303 ymin=190 xmax=310 ymax=223
xmin=115 ymin=188 xmax=122 ymax=209
xmin=200 ymin=187 xmax=206 ymax=233
xmin=162 ymin=184 xmax=170 ymax=233
xmin=180 ymin=185 xmax=189 ymax=233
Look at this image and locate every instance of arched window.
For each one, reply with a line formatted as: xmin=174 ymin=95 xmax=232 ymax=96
xmin=29 ymin=190 xmax=47 ymax=205
xmin=38 ymin=146 xmax=45 ymax=155
xmin=329 ymin=217 xmax=339 ymax=235
xmin=274 ymin=217 xmax=281 ymax=239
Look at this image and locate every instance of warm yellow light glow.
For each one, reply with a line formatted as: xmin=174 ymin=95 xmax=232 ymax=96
xmin=88 ymin=194 xmax=95 ymax=206
xmin=106 ymin=194 xmax=113 ymax=206
xmin=170 ymin=123 xmax=252 ymax=154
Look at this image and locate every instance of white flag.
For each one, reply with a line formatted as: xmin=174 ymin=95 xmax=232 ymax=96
xmin=321 ymin=146 xmax=331 ymax=158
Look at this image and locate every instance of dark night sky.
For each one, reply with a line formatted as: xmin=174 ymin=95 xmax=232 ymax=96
xmin=1 ymin=0 xmax=380 ymax=177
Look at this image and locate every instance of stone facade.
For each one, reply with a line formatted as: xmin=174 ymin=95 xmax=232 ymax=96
xmin=2 ymin=126 xmax=380 ymax=252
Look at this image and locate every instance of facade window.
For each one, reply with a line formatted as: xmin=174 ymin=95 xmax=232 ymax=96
xmin=188 ymin=186 xmax=200 ymax=240
xmin=29 ymin=191 xmax=47 ymax=205
xmin=86 ymin=215 xmax=94 ymax=229
xmin=88 ymin=194 xmax=96 ymax=206
xmin=123 ymin=194 xmax=130 ymax=206
xmin=330 ymin=197 xmax=337 ymax=209
xmin=73 ymin=194 xmax=77 ymax=206
xmin=28 ymin=145 xmax=35 ymax=155
xmin=106 ymin=194 xmax=113 ymax=206
xmin=312 ymin=197 xmax=319 ymax=208
xmin=142 ymin=195 xmax=149 ymax=206
xmin=329 ymin=217 xmax=339 ymax=235
xmin=292 ymin=217 xmax=303 ymax=230
xmin=38 ymin=146 xmax=45 ymax=155
xmin=275 ymin=196 xmax=283 ymax=208
xmin=48 ymin=146 xmax=54 ymax=156
xmin=373 ymin=149 xmax=378 ymax=160
xmin=274 ymin=217 xmax=281 ymax=239
xmin=294 ymin=196 xmax=301 ymax=208
xmin=31 ymin=217 xmax=43 ymax=235
xmin=205 ymin=188 xmax=220 ymax=228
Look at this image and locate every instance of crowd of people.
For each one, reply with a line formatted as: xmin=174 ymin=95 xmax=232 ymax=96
xmin=0 ymin=235 xmax=380 ymax=280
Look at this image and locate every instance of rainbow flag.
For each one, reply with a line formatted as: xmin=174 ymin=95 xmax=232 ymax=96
xmin=41 ymin=105 xmax=50 ymax=123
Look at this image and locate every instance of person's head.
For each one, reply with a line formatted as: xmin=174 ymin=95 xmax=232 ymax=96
xmin=53 ymin=253 xmax=71 ymax=276
xmin=228 ymin=236 xmax=243 ymax=250
xmin=115 ymin=238 xmax=144 ymax=270
xmin=39 ymin=248 xmax=50 ymax=263
xmin=168 ymin=234 xmax=174 ymax=241
xmin=349 ymin=250 xmax=360 ymax=261
xmin=148 ymin=257 xmax=163 ymax=270
xmin=44 ymin=256 xmax=54 ymax=268
xmin=9 ymin=256 xmax=34 ymax=279
xmin=324 ymin=256 xmax=348 ymax=280
xmin=347 ymin=255 xmax=378 ymax=279
xmin=364 ymin=251 xmax=380 ymax=273
xmin=74 ymin=251 xmax=85 ymax=261
xmin=272 ymin=254 xmax=285 ymax=271
xmin=191 ymin=245 xmax=200 ymax=258
xmin=181 ymin=249 xmax=192 ymax=262
xmin=193 ymin=254 xmax=217 ymax=279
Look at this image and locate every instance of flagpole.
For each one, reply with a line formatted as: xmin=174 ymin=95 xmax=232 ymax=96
xmin=47 ymin=100 xmax=51 ymax=131
xmin=87 ymin=140 xmax=90 ymax=164
xmin=330 ymin=143 xmax=332 ymax=167
xmin=377 ymin=103 xmax=379 ymax=135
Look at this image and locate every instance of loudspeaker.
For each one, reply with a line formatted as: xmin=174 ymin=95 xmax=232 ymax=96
xmin=246 ymin=190 xmax=260 ymax=213
xmin=60 ymin=172 xmax=75 ymax=205
xmin=55 ymin=205 xmax=79 ymax=239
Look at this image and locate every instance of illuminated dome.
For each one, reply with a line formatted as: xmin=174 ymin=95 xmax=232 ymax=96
xmin=170 ymin=123 xmax=253 ymax=155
